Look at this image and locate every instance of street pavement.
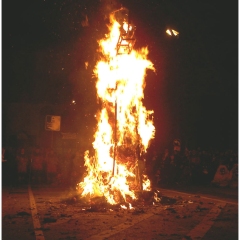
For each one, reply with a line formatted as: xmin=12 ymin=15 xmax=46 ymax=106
xmin=2 ymin=184 xmax=238 ymax=240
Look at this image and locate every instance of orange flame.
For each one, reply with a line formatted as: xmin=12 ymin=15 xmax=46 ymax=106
xmin=78 ymin=12 xmax=155 ymax=205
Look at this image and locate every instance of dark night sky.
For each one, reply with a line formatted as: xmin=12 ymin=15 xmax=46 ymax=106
xmin=2 ymin=0 xmax=238 ymax=150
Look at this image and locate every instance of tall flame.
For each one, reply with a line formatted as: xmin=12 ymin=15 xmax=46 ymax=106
xmin=78 ymin=13 xmax=155 ymax=204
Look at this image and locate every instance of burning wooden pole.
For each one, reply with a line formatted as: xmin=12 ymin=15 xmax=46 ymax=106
xmin=112 ymin=96 xmax=117 ymax=176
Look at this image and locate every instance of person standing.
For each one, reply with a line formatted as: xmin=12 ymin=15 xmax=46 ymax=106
xmin=159 ymin=148 xmax=171 ymax=186
xmin=61 ymin=148 xmax=74 ymax=186
xmin=45 ymin=148 xmax=59 ymax=185
xmin=30 ymin=147 xmax=44 ymax=185
xmin=4 ymin=147 xmax=18 ymax=188
xmin=16 ymin=148 xmax=29 ymax=185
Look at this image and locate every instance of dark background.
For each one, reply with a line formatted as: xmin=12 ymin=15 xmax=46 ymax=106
xmin=2 ymin=0 xmax=238 ymax=151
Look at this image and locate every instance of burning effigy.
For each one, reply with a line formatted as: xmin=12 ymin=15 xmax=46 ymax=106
xmin=77 ymin=7 xmax=155 ymax=206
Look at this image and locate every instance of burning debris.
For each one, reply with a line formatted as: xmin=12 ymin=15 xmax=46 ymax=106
xmin=61 ymin=189 xmax=178 ymax=214
xmin=57 ymin=189 xmax=206 ymax=226
xmin=76 ymin=7 xmax=155 ymax=205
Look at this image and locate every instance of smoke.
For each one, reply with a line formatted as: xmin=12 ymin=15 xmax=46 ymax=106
xmin=99 ymin=0 xmax=123 ymax=20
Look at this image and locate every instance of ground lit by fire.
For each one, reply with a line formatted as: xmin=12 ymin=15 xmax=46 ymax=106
xmin=77 ymin=10 xmax=155 ymax=205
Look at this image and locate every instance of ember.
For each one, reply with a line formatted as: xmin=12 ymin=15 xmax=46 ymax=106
xmin=77 ymin=7 xmax=155 ymax=205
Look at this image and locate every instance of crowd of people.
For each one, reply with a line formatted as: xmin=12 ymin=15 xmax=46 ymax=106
xmin=2 ymin=146 xmax=86 ymax=188
xmin=2 ymin=145 xmax=238 ymax=189
xmin=146 ymin=147 xmax=238 ymax=188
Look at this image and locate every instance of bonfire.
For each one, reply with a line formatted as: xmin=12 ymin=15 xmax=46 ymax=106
xmin=77 ymin=7 xmax=155 ymax=205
